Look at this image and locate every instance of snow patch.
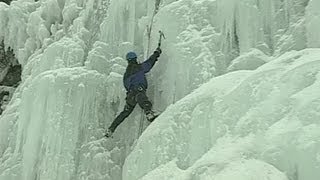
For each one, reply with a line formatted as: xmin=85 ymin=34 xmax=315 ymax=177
xmin=227 ymin=49 xmax=270 ymax=72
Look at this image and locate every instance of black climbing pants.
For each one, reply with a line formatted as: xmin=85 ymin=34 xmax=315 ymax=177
xmin=108 ymin=88 xmax=152 ymax=132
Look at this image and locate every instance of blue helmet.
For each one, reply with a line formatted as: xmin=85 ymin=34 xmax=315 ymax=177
xmin=126 ymin=52 xmax=137 ymax=61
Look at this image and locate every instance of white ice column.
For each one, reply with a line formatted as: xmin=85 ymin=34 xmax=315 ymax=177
xmin=306 ymin=0 xmax=320 ymax=48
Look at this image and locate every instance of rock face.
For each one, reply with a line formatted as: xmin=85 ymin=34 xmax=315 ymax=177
xmin=0 ymin=0 xmax=12 ymax=5
xmin=0 ymin=90 xmax=9 ymax=115
xmin=0 ymin=41 xmax=21 ymax=115
xmin=0 ymin=64 xmax=21 ymax=87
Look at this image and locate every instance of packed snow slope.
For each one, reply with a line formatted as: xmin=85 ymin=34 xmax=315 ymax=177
xmin=0 ymin=0 xmax=320 ymax=180
xmin=124 ymin=49 xmax=320 ymax=180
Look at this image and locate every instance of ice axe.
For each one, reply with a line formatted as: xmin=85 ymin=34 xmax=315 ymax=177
xmin=158 ymin=30 xmax=165 ymax=48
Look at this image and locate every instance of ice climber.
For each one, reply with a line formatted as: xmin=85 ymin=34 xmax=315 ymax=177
xmin=105 ymin=47 xmax=162 ymax=138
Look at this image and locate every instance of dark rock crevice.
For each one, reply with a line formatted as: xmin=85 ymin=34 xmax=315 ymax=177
xmin=0 ymin=64 xmax=22 ymax=87
xmin=0 ymin=0 xmax=12 ymax=5
xmin=0 ymin=40 xmax=21 ymax=115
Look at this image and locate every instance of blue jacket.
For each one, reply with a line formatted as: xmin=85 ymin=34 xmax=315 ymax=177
xmin=123 ymin=51 xmax=160 ymax=91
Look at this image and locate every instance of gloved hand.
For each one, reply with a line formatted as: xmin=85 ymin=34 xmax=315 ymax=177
xmin=154 ymin=47 xmax=162 ymax=57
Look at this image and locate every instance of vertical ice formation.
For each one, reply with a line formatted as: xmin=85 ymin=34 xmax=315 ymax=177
xmin=16 ymin=68 xmax=107 ymax=180
xmin=306 ymin=0 xmax=320 ymax=47
xmin=0 ymin=0 xmax=320 ymax=180
xmin=0 ymin=0 xmax=126 ymax=180
xmin=1 ymin=0 xmax=318 ymax=111
xmin=97 ymin=0 xmax=315 ymax=108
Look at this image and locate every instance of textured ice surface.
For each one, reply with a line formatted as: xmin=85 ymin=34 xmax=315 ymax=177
xmin=306 ymin=0 xmax=320 ymax=48
xmin=0 ymin=0 xmax=320 ymax=180
xmin=227 ymin=48 xmax=270 ymax=72
xmin=124 ymin=49 xmax=320 ymax=180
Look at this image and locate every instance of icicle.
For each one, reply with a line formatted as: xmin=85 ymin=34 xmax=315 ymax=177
xmin=306 ymin=0 xmax=320 ymax=48
xmin=138 ymin=0 xmax=162 ymax=138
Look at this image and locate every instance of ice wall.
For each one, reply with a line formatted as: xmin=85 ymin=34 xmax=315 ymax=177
xmin=1 ymin=0 xmax=318 ymax=111
xmin=0 ymin=0 xmax=128 ymax=180
xmin=123 ymin=49 xmax=320 ymax=180
xmin=98 ymin=0 xmax=317 ymax=109
xmin=306 ymin=0 xmax=320 ymax=47
xmin=0 ymin=34 xmax=125 ymax=179
xmin=0 ymin=0 xmax=320 ymax=180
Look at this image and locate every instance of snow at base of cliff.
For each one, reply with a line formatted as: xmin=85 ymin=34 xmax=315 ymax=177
xmin=124 ymin=49 xmax=320 ymax=180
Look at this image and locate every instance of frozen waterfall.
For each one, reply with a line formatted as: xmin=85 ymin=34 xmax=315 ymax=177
xmin=0 ymin=0 xmax=320 ymax=180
